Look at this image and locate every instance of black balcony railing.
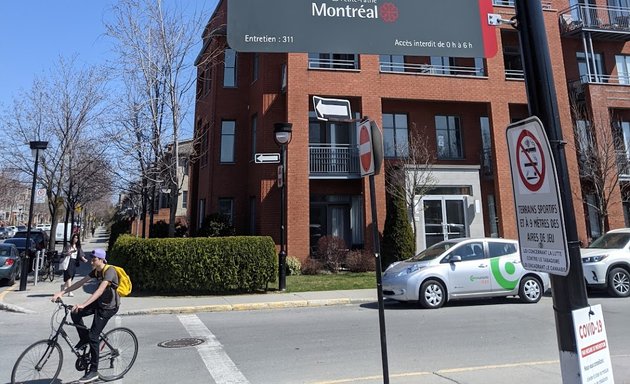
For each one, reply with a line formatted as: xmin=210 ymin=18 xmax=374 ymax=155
xmin=309 ymin=144 xmax=360 ymax=177
xmin=560 ymin=4 xmax=630 ymax=39
xmin=379 ymin=61 xmax=486 ymax=77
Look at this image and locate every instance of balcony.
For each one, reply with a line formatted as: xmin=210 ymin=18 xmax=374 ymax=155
xmin=560 ymin=4 xmax=630 ymax=41
xmin=309 ymin=144 xmax=361 ymax=178
xmin=379 ymin=61 xmax=486 ymax=78
xmin=493 ymin=0 xmax=552 ymax=9
xmin=308 ymin=54 xmax=360 ymax=71
xmin=505 ymin=69 xmax=524 ymax=81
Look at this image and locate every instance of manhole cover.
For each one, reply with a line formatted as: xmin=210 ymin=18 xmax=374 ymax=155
xmin=158 ymin=338 xmax=205 ymax=348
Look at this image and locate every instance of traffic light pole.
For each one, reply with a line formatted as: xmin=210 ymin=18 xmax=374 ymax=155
xmin=515 ymin=1 xmax=589 ymax=381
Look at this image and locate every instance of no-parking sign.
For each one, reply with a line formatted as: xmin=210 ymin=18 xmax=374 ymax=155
xmin=506 ymin=117 xmax=569 ymax=276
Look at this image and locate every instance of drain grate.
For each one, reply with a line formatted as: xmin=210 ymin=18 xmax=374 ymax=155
xmin=158 ymin=338 xmax=205 ymax=348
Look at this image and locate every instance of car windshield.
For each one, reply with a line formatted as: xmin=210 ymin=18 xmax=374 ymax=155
xmin=408 ymin=241 xmax=458 ymax=262
xmin=589 ymin=232 xmax=630 ymax=249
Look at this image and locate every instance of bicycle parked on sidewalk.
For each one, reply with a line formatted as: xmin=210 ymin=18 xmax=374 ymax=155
xmin=10 ymin=299 xmax=138 ymax=384
xmin=36 ymin=250 xmax=58 ymax=283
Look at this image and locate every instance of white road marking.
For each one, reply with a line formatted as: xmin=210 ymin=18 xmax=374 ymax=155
xmin=177 ymin=314 xmax=250 ymax=384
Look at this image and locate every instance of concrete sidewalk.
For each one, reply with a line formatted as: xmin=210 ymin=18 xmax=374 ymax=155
xmin=0 ymin=227 xmax=376 ymax=315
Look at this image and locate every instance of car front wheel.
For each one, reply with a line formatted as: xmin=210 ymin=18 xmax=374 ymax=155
xmin=419 ymin=280 xmax=445 ymax=309
xmin=607 ymin=268 xmax=630 ymax=297
xmin=519 ymin=276 xmax=542 ymax=303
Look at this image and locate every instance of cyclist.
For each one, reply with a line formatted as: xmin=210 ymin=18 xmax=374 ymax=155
xmin=51 ymin=248 xmax=120 ymax=383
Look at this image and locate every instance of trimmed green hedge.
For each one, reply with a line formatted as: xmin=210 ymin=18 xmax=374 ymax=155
xmin=109 ymin=235 xmax=277 ymax=294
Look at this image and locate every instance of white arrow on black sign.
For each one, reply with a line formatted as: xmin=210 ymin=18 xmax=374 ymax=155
xmin=255 ymin=153 xmax=281 ymax=163
xmin=313 ymin=96 xmax=352 ymax=121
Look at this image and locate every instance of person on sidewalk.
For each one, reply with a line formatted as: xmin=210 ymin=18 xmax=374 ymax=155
xmin=60 ymin=233 xmax=87 ymax=296
xmin=51 ymin=248 xmax=120 ymax=383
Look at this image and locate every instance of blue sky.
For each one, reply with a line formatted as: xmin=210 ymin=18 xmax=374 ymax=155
xmin=0 ymin=0 xmax=217 ymax=114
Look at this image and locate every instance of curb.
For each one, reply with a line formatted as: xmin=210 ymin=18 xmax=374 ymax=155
xmin=0 ymin=283 xmax=35 ymax=314
xmin=118 ymin=297 xmax=374 ymax=316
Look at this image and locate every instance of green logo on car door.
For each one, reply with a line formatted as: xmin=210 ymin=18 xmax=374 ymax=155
xmin=490 ymin=257 xmax=519 ymax=290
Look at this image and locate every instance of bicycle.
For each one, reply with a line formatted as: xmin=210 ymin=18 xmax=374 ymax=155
xmin=11 ymin=299 xmax=138 ymax=384
xmin=37 ymin=250 xmax=58 ymax=283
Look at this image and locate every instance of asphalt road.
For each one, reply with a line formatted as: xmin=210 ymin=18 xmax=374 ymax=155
xmin=2 ymin=294 xmax=629 ymax=384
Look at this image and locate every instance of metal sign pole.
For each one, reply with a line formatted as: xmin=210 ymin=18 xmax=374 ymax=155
xmin=515 ymin=1 xmax=589 ymax=381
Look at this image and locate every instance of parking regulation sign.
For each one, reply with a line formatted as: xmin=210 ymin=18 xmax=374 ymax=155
xmin=506 ymin=116 xmax=569 ymax=276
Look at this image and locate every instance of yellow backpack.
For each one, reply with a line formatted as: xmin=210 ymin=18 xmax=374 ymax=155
xmin=103 ymin=264 xmax=132 ymax=297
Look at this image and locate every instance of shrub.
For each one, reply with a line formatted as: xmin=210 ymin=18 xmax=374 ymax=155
xmin=381 ymin=190 xmax=415 ymax=270
xmin=301 ymin=258 xmax=324 ymax=275
xmin=150 ymin=220 xmax=188 ymax=238
xmin=109 ymin=235 xmax=277 ymax=294
xmin=108 ymin=218 xmax=131 ymax=251
xmin=286 ymin=256 xmax=302 ymax=276
xmin=196 ymin=213 xmax=235 ymax=237
xmin=345 ymin=249 xmax=375 ymax=272
xmin=316 ymin=235 xmax=347 ymax=273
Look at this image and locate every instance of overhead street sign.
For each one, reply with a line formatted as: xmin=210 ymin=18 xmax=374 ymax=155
xmin=506 ymin=116 xmax=569 ymax=276
xmin=313 ymin=96 xmax=352 ymax=121
xmin=255 ymin=153 xmax=281 ymax=163
xmin=227 ymin=0 xmax=497 ymax=58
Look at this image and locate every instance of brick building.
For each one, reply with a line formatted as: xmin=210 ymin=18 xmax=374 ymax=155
xmin=190 ymin=0 xmax=630 ymax=262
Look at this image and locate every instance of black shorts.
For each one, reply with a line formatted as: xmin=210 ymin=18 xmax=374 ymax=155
xmin=63 ymin=261 xmax=76 ymax=281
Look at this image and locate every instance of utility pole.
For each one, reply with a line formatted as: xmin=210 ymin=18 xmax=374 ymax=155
xmin=515 ymin=1 xmax=589 ymax=381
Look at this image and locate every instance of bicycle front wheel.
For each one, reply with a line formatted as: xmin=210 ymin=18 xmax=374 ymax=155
xmin=48 ymin=263 xmax=55 ymax=282
xmin=11 ymin=339 xmax=63 ymax=384
xmin=98 ymin=327 xmax=138 ymax=381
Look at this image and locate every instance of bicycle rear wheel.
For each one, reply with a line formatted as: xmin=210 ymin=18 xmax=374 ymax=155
xmin=47 ymin=262 xmax=55 ymax=282
xmin=11 ymin=339 xmax=63 ymax=384
xmin=98 ymin=327 xmax=138 ymax=381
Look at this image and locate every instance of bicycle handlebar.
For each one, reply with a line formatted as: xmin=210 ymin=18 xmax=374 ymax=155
xmin=54 ymin=298 xmax=74 ymax=311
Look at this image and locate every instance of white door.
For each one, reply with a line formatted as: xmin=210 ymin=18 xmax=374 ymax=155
xmin=423 ymin=197 xmax=468 ymax=248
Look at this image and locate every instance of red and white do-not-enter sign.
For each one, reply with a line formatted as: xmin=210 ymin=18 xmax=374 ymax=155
xmin=358 ymin=120 xmax=374 ymax=176
xmin=516 ymin=129 xmax=546 ymax=192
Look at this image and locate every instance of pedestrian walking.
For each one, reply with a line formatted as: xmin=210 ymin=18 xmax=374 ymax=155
xmin=60 ymin=233 xmax=87 ymax=296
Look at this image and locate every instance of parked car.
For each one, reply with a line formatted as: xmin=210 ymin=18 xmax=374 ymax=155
xmin=0 ymin=227 xmax=8 ymax=239
xmin=13 ymin=230 xmax=49 ymax=252
xmin=3 ymin=237 xmax=37 ymax=258
xmin=581 ymin=228 xmax=630 ymax=297
xmin=36 ymin=223 xmax=52 ymax=231
xmin=5 ymin=226 xmax=17 ymax=238
xmin=16 ymin=225 xmax=27 ymax=232
xmin=382 ymin=238 xmax=551 ymax=309
xmin=0 ymin=243 xmax=21 ymax=285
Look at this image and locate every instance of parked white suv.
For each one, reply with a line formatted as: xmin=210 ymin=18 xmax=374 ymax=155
xmin=581 ymin=228 xmax=630 ymax=297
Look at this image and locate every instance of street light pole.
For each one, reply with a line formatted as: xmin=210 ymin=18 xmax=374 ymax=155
xmin=274 ymin=123 xmax=292 ymax=291
xmin=20 ymin=140 xmax=48 ymax=291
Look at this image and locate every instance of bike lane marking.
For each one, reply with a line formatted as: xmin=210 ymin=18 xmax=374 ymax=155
xmin=177 ymin=314 xmax=250 ymax=384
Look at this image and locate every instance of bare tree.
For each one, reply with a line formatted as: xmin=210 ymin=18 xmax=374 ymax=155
xmin=1 ymin=56 xmax=109 ymax=249
xmin=385 ymin=132 xmax=437 ymax=246
xmin=570 ymin=102 xmax=630 ymax=237
xmin=105 ymin=0 xmax=213 ymax=237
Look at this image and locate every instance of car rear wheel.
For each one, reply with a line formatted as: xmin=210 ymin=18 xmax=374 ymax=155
xmin=519 ymin=276 xmax=542 ymax=303
xmin=607 ymin=268 xmax=630 ymax=297
xmin=419 ymin=280 xmax=445 ymax=309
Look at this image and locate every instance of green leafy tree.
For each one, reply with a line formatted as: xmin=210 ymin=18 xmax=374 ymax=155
xmin=381 ymin=189 xmax=415 ymax=269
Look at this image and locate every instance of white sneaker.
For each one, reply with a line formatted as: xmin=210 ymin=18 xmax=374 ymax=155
xmin=66 ymin=292 xmax=74 ymax=297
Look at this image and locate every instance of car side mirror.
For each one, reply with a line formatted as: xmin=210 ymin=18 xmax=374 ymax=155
xmin=449 ymin=255 xmax=462 ymax=263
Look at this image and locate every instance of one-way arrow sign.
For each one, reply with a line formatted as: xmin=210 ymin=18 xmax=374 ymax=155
xmin=255 ymin=153 xmax=280 ymax=164
xmin=313 ymin=96 xmax=352 ymax=121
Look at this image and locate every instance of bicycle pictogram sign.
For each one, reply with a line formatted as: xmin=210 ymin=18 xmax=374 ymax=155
xmin=515 ymin=129 xmax=545 ymax=192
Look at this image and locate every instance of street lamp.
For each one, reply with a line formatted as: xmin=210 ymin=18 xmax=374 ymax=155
xmin=20 ymin=140 xmax=48 ymax=291
xmin=274 ymin=122 xmax=292 ymax=291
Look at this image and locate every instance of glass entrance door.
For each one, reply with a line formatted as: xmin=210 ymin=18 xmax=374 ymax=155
xmin=423 ymin=197 xmax=468 ymax=248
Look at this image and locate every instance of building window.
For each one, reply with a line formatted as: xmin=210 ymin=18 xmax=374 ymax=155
xmin=224 ymin=49 xmax=237 ymax=87
xmin=576 ymin=120 xmax=594 ymax=163
xmin=379 ymin=55 xmax=404 ymax=72
xmin=218 ymin=198 xmax=234 ymax=224
xmin=308 ymin=53 xmax=359 ymax=70
xmin=200 ymin=122 xmax=209 ymax=168
xmin=198 ymin=199 xmax=205 ymax=228
xmin=220 ymin=120 xmax=236 ymax=163
xmin=577 ymin=51 xmax=604 ymax=83
xmin=436 ymin=115 xmax=463 ymax=159
xmin=182 ymin=191 xmax=188 ymax=209
xmin=616 ymin=55 xmax=630 ymax=85
xmin=203 ymin=64 xmax=212 ymax=95
xmin=251 ymin=115 xmax=257 ymax=160
xmin=252 ymin=53 xmax=259 ymax=83
xmin=382 ymin=113 xmax=409 ymax=158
